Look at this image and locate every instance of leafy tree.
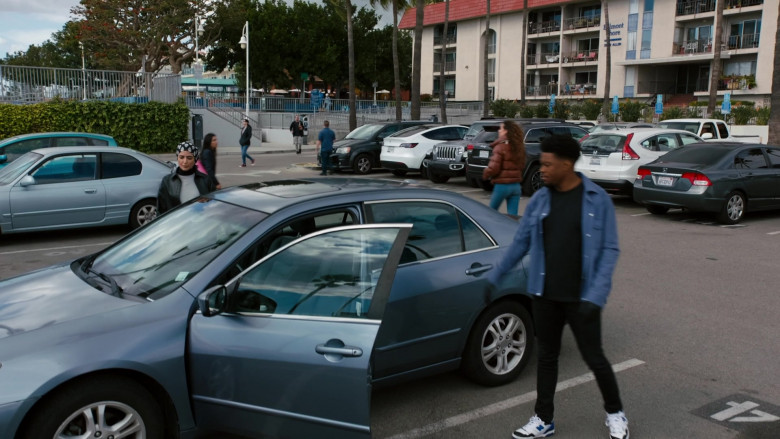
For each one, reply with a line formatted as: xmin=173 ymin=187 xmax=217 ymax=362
xmin=707 ymin=0 xmax=726 ymax=116
xmin=370 ymin=0 xmax=411 ymax=121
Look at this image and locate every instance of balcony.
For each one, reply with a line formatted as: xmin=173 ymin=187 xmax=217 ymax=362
xmin=728 ymin=33 xmax=759 ymax=49
xmin=561 ymin=50 xmax=599 ymax=63
xmin=719 ymin=75 xmax=756 ymax=91
xmin=673 ymin=38 xmax=713 ymax=55
xmin=433 ymin=35 xmax=457 ymax=46
xmin=563 ymin=16 xmax=601 ymax=31
xmin=528 ymin=20 xmax=561 ymax=35
xmin=676 ymin=0 xmax=716 ymax=16
xmin=726 ymin=0 xmax=763 ymax=8
xmin=433 ymin=61 xmax=457 ymax=73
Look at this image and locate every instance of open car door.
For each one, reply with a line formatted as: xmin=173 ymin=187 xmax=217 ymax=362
xmin=188 ymin=224 xmax=411 ymax=438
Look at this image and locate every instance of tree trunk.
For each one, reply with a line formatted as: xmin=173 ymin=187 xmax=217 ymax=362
xmin=482 ymin=0 xmax=491 ymax=117
xmin=392 ymin=0 xmax=402 ymax=121
xmin=346 ymin=0 xmax=357 ymax=131
xmin=411 ymin=0 xmax=424 ymax=120
xmin=707 ymin=0 xmax=726 ymax=116
xmin=601 ymin=1 xmax=612 ymax=121
xmin=520 ymin=0 xmax=528 ymax=105
xmin=439 ymin=0 xmax=449 ymax=123
xmin=769 ymin=3 xmax=780 ymax=144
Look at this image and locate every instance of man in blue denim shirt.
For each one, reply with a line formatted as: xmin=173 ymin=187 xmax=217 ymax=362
xmin=488 ymin=135 xmax=629 ymax=439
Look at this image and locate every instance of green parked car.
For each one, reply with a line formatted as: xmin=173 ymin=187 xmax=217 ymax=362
xmin=0 ymin=132 xmax=118 ymax=168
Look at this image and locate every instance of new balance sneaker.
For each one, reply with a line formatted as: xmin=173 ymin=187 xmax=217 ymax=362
xmin=606 ymin=411 xmax=629 ymax=439
xmin=512 ymin=415 xmax=555 ymax=438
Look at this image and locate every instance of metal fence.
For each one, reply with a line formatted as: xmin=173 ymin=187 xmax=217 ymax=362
xmin=0 ymin=65 xmax=181 ymax=104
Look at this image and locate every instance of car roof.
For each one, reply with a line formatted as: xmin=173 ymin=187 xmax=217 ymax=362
xmin=388 ymin=124 xmax=467 ymax=137
xmin=210 ymin=178 xmax=466 ymax=215
xmin=586 ymin=128 xmax=696 ymax=137
xmin=0 ymin=132 xmax=116 ymax=145
xmin=29 ymin=146 xmax=147 ymax=156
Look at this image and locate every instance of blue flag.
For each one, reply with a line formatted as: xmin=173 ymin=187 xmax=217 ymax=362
xmin=549 ymin=94 xmax=556 ymax=114
xmin=611 ymin=95 xmax=619 ymax=114
xmin=722 ymin=93 xmax=731 ymax=115
xmin=655 ymin=94 xmax=664 ymax=115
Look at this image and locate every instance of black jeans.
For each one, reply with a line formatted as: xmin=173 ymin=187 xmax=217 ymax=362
xmin=320 ymin=150 xmax=331 ymax=174
xmin=532 ymin=296 xmax=623 ymax=423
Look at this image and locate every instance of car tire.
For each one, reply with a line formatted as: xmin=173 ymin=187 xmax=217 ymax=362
xmin=352 ymin=153 xmax=373 ymax=174
xmin=130 ymin=198 xmax=158 ymax=229
xmin=646 ymin=205 xmax=669 ymax=215
xmin=419 ymin=164 xmax=428 ymax=179
xmin=19 ymin=376 xmax=165 ymax=439
xmin=391 ymin=169 xmax=407 ymax=177
xmin=478 ymin=178 xmax=494 ymax=191
xmin=522 ymin=164 xmax=542 ymax=195
xmin=462 ymin=301 xmax=534 ymax=387
xmin=429 ymin=171 xmax=450 ymax=184
xmin=718 ymin=191 xmax=746 ymax=225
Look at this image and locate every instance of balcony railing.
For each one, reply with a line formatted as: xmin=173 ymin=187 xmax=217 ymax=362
xmin=560 ymin=50 xmax=599 ymax=63
xmin=673 ymin=38 xmax=713 ymax=55
xmin=676 ymin=0 xmax=716 ymax=16
xmin=563 ymin=16 xmax=601 ymax=30
xmin=728 ymin=33 xmax=759 ymax=49
xmin=718 ymin=75 xmax=756 ymax=91
xmin=433 ymin=35 xmax=457 ymax=45
xmin=726 ymin=0 xmax=763 ymax=8
xmin=528 ymin=20 xmax=561 ymax=35
xmin=527 ymin=54 xmax=538 ymax=66
xmin=433 ymin=61 xmax=457 ymax=73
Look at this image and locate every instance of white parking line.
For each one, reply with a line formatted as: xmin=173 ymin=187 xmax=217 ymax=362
xmin=768 ymin=231 xmax=780 ymax=235
xmin=631 ymin=212 xmax=652 ymax=217
xmin=386 ymin=358 xmax=645 ymax=439
xmin=0 ymin=242 xmax=113 ymax=256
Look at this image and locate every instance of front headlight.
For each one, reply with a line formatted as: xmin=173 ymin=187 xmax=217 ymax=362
xmin=458 ymin=147 xmax=465 ymax=156
xmin=336 ymin=146 xmax=351 ymax=154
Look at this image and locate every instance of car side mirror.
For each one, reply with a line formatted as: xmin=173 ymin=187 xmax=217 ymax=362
xmin=19 ymin=175 xmax=35 ymax=187
xmin=197 ymin=285 xmax=228 ymax=317
xmin=0 ymin=154 xmax=6 ymax=163
xmin=701 ymin=132 xmax=713 ymax=140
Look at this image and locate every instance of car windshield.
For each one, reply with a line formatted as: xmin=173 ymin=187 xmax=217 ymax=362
xmin=345 ymin=124 xmax=383 ymax=140
xmin=656 ymin=145 xmax=732 ymax=164
xmin=391 ymin=125 xmax=435 ymax=138
xmin=0 ymin=152 xmax=42 ymax=185
xmin=580 ymin=134 xmax=625 ymax=154
xmin=89 ymin=199 xmax=265 ymax=300
xmin=474 ymin=129 xmax=499 ymax=143
xmin=464 ymin=124 xmax=488 ymax=139
xmin=657 ymin=122 xmax=699 ymax=134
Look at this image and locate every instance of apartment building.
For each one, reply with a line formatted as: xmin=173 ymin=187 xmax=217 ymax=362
xmin=399 ymin=0 xmax=775 ymax=105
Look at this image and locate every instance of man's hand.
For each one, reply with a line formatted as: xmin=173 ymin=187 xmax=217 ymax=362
xmin=577 ymin=301 xmax=601 ymax=321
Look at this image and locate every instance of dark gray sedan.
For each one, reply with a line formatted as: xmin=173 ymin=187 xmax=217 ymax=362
xmin=633 ymin=143 xmax=780 ymax=224
xmin=0 ymin=178 xmax=533 ymax=438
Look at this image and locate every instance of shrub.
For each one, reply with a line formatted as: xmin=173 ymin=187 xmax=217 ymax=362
xmin=553 ymin=99 xmax=570 ymax=119
xmin=420 ymin=93 xmax=433 ymax=102
xmin=731 ymin=105 xmax=756 ymax=125
xmin=756 ymin=107 xmax=770 ymax=125
xmin=580 ymin=99 xmax=602 ymax=120
xmin=619 ymin=100 xmax=644 ymax=122
xmin=518 ymin=104 xmax=535 ymax=118
xmin=533 ymin=104 xmax=550 ymax=118
xmin=491 ymin=99 xmax=520 ymax=118
xmin=660 ymin=106 xmax=685 ymax=120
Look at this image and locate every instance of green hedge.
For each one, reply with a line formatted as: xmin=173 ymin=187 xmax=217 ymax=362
xmin=0 ymin=99 xmax=190 ymax=154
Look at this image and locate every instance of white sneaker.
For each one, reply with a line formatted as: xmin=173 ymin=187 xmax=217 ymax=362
xmin=512 ymin=414 xmax=555 ymax=438
xmin=606 ymin=411 xmax=629 ymax=439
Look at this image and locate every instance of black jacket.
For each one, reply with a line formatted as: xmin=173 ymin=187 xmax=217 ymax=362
xmin=239 ymin=125 xmax=252 ymax=146
xmin=290 ymin=120 xmax=304 ymax=136
xmin=200 ymin=148 xmax=220 ymax=187
xmin=157 ymin=171 xmax=215 ymax=214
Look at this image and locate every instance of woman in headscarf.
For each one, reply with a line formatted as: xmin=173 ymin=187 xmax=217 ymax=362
xmin=157 ymin=141 xmax=217 ymax=214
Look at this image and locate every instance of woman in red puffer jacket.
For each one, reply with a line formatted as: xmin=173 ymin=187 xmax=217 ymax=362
xmin=482 ymin=120 xmax=526 ymax=215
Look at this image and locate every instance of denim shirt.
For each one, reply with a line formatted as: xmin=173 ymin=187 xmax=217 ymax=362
xmin=488 ymin=174 xmax=620 ymax=308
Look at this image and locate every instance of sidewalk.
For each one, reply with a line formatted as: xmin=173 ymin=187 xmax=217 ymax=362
xmin=217 ymin=140 xmax=316 ymax=155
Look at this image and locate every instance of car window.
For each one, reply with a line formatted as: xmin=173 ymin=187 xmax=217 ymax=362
xmin=474 ymin=130 xmax=499 ymax=143
xmin=701 ymin=122 xmax=717 ymax=137
xmin=455 ymin=126 xmax=468 ymax=139
xmin=32 ymin=154 xmax=97 ymax=184
xmin=232 ymin=227 xmax=400 ymax=318
xmin=0 ymin=152 xmax=42 ymax=185
xmin=716 ymin=122 xmax=729 ymax=139
xmin=464 ymin=123 xmax=489 ymax=139
xmin=580 ymin=134 xmax=625 ymax=154
xmin=657 ymin=122 xmax=699 ymax=134
xmin=90 ymin=138 xmax=110 ymax=146
xmin=734 ymin=148 xmax=767 ymax=169
xmin=392 ymin=125 xmax=433 ymax=138
xmin=54 ymin=137 xmax=89 ymax=147
xmin=3 ymin=138 xmax=50 ymax=162
xmin=679 ymin=133 xmax=702 ymax=145
xmin=366 ymin=201 xmax=491 ymax=261
xmin=377 ymin=124 xmax=402 ymax=139
xmin=566 ymin=127 xmax=588 ymax=140
xmin=424 ymin=127 xmax=452 ymax=140
xmin=524 ymin=128 xmax=552 ymax=143
xmin=101 ymin=152 xmax=142 ymax=179
xmin=765 ymin=148 xmax=780 ymax=169
xmin=659 ymin=146 xmax=731 ymax=164
xmin=640 ymin=134 xmax=679 ymax=152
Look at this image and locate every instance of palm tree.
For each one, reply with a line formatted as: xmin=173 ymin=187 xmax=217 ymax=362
xmin=601 ymin=1 xmax=612 ymax=121
xmin=411 ymin=0 xmax=424 ymax=120
xmin=707 ymin=0 xmax=726 ymax=116
xmin=520 ymin=0 xmax=528 ymax=105
xmin=482 ymin=0 xmax=492 ymax=117
xmin=769 ymin=4 xmax=780 ymax=144
xmin=370 ymin=0 xmax=409 ymax=121
xmin=438 ymin=0 xmax=450 ymax=123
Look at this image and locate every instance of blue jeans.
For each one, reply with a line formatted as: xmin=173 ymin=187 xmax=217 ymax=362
xmin=320 ymin=150 xmax=332 ymax=174
xmin=489 ymin=182 xmax=522 ymax=215
xmin=241 ymin=145 xmax=254 ymax=165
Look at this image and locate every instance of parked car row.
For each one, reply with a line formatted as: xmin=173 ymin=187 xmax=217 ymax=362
xmin=0 ymin=132 xmax=118 ymax=168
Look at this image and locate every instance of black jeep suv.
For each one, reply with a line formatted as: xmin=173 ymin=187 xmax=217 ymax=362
xmin=329 ymin=121 xmax=429 ymax=174
xmin=466 ymin=120 xmax=588 ymax=195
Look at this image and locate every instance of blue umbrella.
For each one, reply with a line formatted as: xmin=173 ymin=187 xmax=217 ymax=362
xmin=611 ymin=95 xmax=619 ymax=114
xmin=722 ymin=93 xmax=731 ymax=115
xmin=655 ymin=94 xmax=664 ymax=115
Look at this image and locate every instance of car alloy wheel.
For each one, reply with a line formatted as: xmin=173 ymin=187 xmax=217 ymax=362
xmin=522 ymin=164 xmax=542 ymax=195
xmin=352 ymin=153 xmax=372 ymax=174
xmin=130 ymin=199 xmax=158 ymax=229
xmin=718 ymin=191 xmax=746 ymax=224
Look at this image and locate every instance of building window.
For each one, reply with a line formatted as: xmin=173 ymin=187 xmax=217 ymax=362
xmin=433 ymin=76 xmax=456 ymax=98
xmin=580 ymin=5 xmax=601 ymax=18
xmin=488 ymin=58 xmax=496 ymax=83
xmin=487 ymin=29 xmax=497 ymax=54
xmin=434 ymin=23 xmax=457 ymax=45
xmin=724 ymin=60 xmax=757 ymax=76
xmin=729 ymin=20 xmax=761 ymax=49
xmin=434 ymin=50 xmax=456 ymax=73
xmin=644 ymin=0 xmax=654 ymax=11
xmin=641 ymin=29 xmax=652 ymax=59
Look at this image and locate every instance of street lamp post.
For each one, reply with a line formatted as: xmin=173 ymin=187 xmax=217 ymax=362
xmin=79 ymin=42 xmax=86 ymax=100
xmin=238 ymin=21 xmax=250 ymax=119
xmin=194 ymin=15 xmax=204 ymax=100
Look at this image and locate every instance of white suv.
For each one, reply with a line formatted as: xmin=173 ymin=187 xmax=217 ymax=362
xmin=380 ymin=124 xmax=468 ymax=176
xmin=575 ymin=128 xmax=703 ymax=196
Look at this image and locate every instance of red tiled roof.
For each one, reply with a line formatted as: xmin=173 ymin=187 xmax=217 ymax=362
xmin=399 ymin=0 xmax=568 ymax=29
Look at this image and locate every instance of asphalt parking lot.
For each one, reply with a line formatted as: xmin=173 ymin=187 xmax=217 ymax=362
xmin=1 ymin=149 xmax=778 ymax=438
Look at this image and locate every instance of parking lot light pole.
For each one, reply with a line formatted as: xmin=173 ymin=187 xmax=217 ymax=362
xmin=195 ymin=15 xmax=205 ymax=99
xmin=79 ymin=42 xmax=86 ymax=100
xmin=239 ymin=21 xmax=250 ymax=119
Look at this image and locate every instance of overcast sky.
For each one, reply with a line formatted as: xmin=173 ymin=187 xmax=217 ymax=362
xmin=0 ymin=0 xmax=394 ymax=59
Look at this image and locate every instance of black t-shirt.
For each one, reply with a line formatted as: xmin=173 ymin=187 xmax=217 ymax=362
xmin=290 ymin=121 xmax=304 ymax=136
xmin=542 ymin=183 xmax=584 ymax=302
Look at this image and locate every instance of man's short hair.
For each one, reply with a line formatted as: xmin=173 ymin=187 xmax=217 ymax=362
xmin=540 ymin=134 xmax=581 ymax=163
xmin=324 ymin=120 xmax=330 ymax=127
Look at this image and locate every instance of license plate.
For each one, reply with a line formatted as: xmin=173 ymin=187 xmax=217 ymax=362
xmin=657 ymin=176 xmax=674 ymax=186
xmin=479 ymin=150 xmax=489 ymax=158
xmin=386 ymin=146 xmax=394 ymax=153
xmin=589 ymin=157 xmax=601 ymax=166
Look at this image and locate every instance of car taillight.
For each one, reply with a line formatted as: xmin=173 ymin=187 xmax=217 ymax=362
xmin=636 ymin=168 xmax=652 ymax=179
xmin=621 ymin=133 xmax=639 ymax=160
xmin=467 ymin=144 xmax=474 ymax=150
xmin=682 ymin=172 xmax=712 ymax=186
xmin=400 ymin=143 xmax=418 ymax=148
xmin=579 ymin=134 xmax=590 ymax=143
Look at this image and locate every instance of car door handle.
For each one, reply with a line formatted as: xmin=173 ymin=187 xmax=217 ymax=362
xmin=84 ymin=188 xmax=97 ymax=194
xmin=465 ymin=263 xmax=493 ymax=276
xmin=316 ymin=344 xmax=363 ymax=357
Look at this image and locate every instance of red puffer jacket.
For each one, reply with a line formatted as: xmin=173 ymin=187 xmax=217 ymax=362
xmin=482 ymin=140 xmax=525 ymax=184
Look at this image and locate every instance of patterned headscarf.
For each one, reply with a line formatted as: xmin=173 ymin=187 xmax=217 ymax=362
xmin=176 ymin=141 xmax=199 ymax=160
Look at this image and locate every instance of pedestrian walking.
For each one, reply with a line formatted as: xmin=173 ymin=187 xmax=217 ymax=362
xmin=486 ymin=134 xmax=629 ymax=439
xmin=482 ymin=120 xmax=525 ymax=216
xmin=316 ymin=120 xmax=336 ymax=175
xmin=290 ymin=115 xmax=304 ymax=154
xmin=239 ymin=118 xmax=255 ymax=167
xmin=199 ymin=133 xmax=221 ymax=190
xmin=157 ymin=141 xmax=217 ymax=214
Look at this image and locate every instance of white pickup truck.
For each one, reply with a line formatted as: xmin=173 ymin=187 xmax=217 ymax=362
xmin=656 ymin=118 xmax=763 ymax=143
